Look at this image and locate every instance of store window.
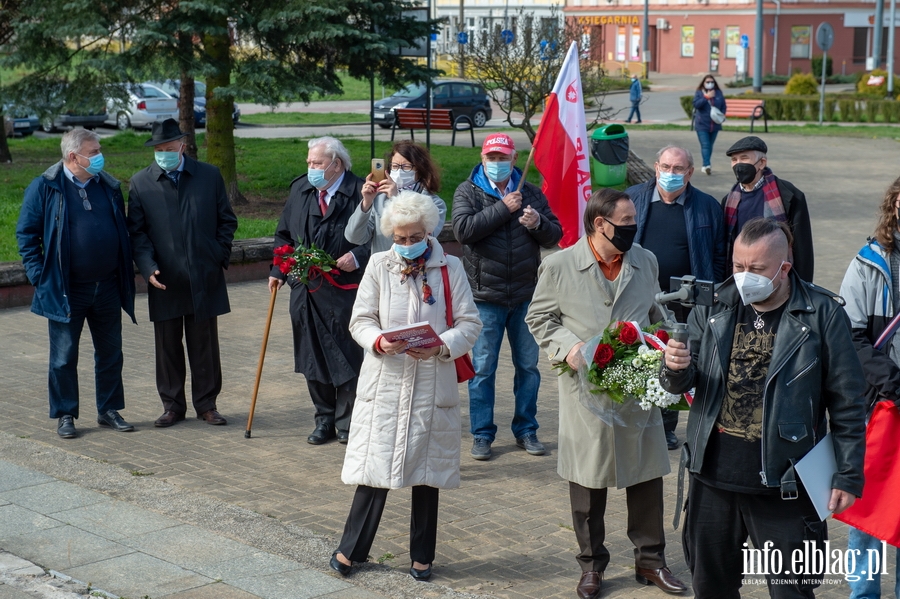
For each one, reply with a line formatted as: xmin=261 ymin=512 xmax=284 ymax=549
xmin=725 ymin=26 xmax=740 ymax=59
xmin=853 ymin=27 xmax=867 ymax=64
xmin=681 ymin=26 xmax=695 ymax=57
xmin=790 ymin=26 xmax=811 ymax=59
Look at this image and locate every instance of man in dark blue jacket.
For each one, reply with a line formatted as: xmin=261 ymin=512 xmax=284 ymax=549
xmin=16 ymin=128 xmax=136 ymax=439
xmin=626 ymin=144 xmax=726 ymax=449
xmin=625 ymin=74 xmax=643 ymax=124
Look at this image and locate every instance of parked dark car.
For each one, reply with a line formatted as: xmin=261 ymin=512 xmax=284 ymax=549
xmin=3 ymin=106 xmax=39 ymax=136
xmin=372 ymin=80 xmax=492 ymax=129
xmin=150 ymin=80 xmax=240 ymax=127
xmin=41 ymin=108 xmax=107 ymax=132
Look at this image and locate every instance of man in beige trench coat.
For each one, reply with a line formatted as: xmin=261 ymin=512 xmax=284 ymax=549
xmin=526 ymin=189 xmax=687 ymax=599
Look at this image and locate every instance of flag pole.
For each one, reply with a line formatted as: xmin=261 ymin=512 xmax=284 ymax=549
xmin=516 ymin=145 xmax=536 ymax=192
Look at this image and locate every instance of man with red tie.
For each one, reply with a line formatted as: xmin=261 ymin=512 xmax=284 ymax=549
xmin=269 ymin=137 xmax=369 ymax=445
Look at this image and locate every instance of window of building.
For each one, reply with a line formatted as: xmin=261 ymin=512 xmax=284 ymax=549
xmin=725 ymin=26 xmax=740 ymax=59
xmin=790 ymin=26 xmax=811 ymax=59
xmin=853 ymin=27 xmax=868 ymax=64
xmin=681 ymin=25 xmax=695 ymax=57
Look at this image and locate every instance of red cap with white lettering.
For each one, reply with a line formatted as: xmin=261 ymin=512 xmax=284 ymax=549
xmin=481 ymin=133 xmax=515 ymax=155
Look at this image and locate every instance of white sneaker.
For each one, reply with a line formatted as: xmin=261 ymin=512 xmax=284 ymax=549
xmin=702 ymin=166 xmax=711 ymax=175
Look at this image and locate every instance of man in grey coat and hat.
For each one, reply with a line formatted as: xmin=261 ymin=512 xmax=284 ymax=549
xmin=127 ymin=119 xmax=238 ymax=427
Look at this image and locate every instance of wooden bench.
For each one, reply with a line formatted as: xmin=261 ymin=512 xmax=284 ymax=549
xmin=725 ymin=99 xmax=768 ymax=133
xmin=390 ymin=108 xmax=475 ymax=147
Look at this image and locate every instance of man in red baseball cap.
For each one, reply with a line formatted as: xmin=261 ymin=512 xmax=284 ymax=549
xmin=451 ymin=133 xmax=562 ymax=462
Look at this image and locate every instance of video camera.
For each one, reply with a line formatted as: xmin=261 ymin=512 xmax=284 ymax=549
xmin=653 ymin=275 xmax=715 ymax=343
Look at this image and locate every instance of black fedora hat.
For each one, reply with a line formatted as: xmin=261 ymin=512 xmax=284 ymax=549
xmin=144 ymin=118 xmax=186 ymax=147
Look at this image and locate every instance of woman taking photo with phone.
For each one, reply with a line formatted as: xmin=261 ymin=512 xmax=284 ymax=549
xmin=331 ymin=190 xmax=482 ymax=581
xmin=346 ymin=140 xmax=447 ymax=252
xmin=693 ymin=74 xmax=727 ymax=175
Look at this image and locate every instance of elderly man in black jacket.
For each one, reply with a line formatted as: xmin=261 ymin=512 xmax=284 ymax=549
xmin=722 ymin=136 xmax=814 ymax=282
xmin=127 ymin=119 xmax=237 ymax=428
xmin=269 ymin=136 xmax=369 ymax=445
xmin=626 ymin=144 xmax=726 ymax=450
xmin=452 ymin=133 xmax=562 ymax=461
xmin=661 ymin=218 xmax=865 ymax=599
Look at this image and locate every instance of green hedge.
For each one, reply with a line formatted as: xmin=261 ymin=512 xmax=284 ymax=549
xmin=680 ymin=94 xmax=900 ymax=123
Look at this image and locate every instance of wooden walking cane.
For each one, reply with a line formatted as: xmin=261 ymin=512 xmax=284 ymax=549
xmin=245 ymin=286 xmax=278 ymax=438
xmin=516 ymin=145 xmax=536 ymax=192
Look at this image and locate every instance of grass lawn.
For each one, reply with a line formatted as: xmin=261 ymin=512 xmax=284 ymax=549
xmin=638 ymin=122 xmax=900 ymax=139
xmin=240 ymin=112 xmax=368 ymax=126
xmin=0 ymin=132 xmax=542 ymax=262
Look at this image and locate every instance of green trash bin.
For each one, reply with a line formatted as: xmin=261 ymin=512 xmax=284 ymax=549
xmin=590 ymin=124 xmax=629 ymax=187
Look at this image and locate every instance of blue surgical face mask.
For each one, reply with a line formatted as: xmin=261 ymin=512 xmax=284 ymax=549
xmin=155 ymin=150 xmax=182 ymax=172
xmin=658 ymin=171 xmax=685 ymax=193
xmin=308 ymin=158 xmax=335 ymax=189
xmin=394 ymin=238 xmax=429 ymax=260
xmin=77 ymin=153 xmax=105 ymax=176
xmin=484 ymin=160 xmax=512 ymax=183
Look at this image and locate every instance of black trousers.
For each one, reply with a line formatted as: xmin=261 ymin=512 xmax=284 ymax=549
xmin=153 ymin=315 xmax=221 ymax=416
xmin=684 ymin=475 xmax=826 ymax=599
xmin=307 ymin=378 xmax=356 ymax=433
xmin=337 ymin=485 xmax=440 ymax=565
xmin=569 ymin=478 xmax=667 ymax=573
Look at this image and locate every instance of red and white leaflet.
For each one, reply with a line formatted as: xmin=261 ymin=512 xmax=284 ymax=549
xmin=381 ymin=322 xmax=444 ymax=349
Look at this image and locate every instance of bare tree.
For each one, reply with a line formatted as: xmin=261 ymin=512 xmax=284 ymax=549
xmin=460 ymin=7 xmax=613 ymax=143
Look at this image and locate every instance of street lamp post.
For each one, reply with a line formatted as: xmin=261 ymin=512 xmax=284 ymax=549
xmin=753 ymin=0 xmax=764 ymax=92
xmin=643 ymin=0 xmax=649 ymax=77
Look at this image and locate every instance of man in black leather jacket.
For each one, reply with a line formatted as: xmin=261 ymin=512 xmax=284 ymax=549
xmin=660 ymin=218 xmax=865 ymax=599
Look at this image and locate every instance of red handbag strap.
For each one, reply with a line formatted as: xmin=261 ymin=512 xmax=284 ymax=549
xmin=441 ymin=264 xmax=453 ymax=328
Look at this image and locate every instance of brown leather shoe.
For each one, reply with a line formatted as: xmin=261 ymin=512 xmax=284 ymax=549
xmin=576 ymin=571 xmax=602 ymax=599
xmin=198 ymin=410 xmax=227 ymax=425
xmin=154 ymin=411 xmax=185 ymax=427
xmin=635 ymin=567 xmax=687 ymax=594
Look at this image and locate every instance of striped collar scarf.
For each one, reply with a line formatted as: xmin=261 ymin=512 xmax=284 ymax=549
xmin=399 ymin=240 xmax=436 ymax=305
xmin=724 ymin=167 xmax=786 ymax=239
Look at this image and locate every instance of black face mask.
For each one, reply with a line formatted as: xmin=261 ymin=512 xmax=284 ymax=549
xmin=603 ymin=218 xmax=638 ymax=253
xmin=733 ymin=161 xmax=761 ymax=185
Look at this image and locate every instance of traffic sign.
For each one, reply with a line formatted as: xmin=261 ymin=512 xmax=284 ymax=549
xmin=500 ymin=29 xmax=515 ymax=44
xmin=740 ymin=34 xmax=749 ymax=49
xmin=816 ymin=23 xmax=834 ymax=52
xmin=457 ymin=32 xmax=468 ymax=45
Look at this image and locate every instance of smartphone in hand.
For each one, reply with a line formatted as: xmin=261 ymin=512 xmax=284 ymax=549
xmin=371 ymin=159 xmax=386 ymax=183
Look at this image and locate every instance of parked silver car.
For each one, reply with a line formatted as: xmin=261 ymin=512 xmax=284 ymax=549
xmin=105 ymin=83 xmax=178 ymax=130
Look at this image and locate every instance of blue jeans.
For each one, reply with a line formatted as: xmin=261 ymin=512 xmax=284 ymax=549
xmin=626 ymin=101 xmax=641 ymax=123
xmin=847 ymin=527 xmax=900 ymax=599
xmin=47 ymin=278 xmax=124 ymax=419
xmin=468 ymin=301 xmax=540 ymax=442
xmin=696 ymin=127 xmax=719 ymax=168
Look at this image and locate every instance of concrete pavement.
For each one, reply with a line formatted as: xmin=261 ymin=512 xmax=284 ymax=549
xmin=3 ymin=121 xmax=899 ymax=597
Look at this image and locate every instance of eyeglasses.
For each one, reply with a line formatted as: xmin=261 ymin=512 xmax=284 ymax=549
xmin=392 ymin=233 xmax=426 ymax=245
xmin=78 ymin=188 xmax=92 ymax=211
xmin=390 ymin=163 xmax=415 ymax=172
xmin=658 ymin=163 xmax=689 ymax=175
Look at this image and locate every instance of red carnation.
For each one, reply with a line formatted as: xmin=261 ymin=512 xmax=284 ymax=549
xmin=274 ymin=244 xmax=295 ymax=256
xmin=273 ymin=255 xmax=284 ymax=266
xmin=279 ymin=262 xmax=291 ymax=275
xmin=593 ymin=343 xmax=615 ymax=368
xmin=655 ymin=329 xmax=670 ymax=345
xmin=618 ymin=323 xmax=639 ymax=345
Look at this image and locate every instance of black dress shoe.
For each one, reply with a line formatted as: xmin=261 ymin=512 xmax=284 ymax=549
xmin=635 ymin=566 xmax=687 ymax=594
xmin=57 ymin=416 xmax=76 ymax=439
xmin=577 ymin=571 xmax=602 ymax=599
xmin=330 ymin=551 xmax=352 ymax=576
xmin=97 ymin=409 xmax=135 ymax=432
xmin=409 ymin=563 xmax=432 ymax=581
xmin=337 ymin=430 xmax=349 ymax=444
xmin=154 ymin=411 xmax=185 ymax=427
xmin=308 ymin=423 xmax=335 ymax=445
xmin=197 ymin=410 xmax=227 ymax=425
xmin=665 ymin=430 xmax=680 ymax=450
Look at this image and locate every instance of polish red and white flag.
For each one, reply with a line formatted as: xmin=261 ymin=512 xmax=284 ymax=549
xmin=532 ymin=41 xmax=592 ymax=248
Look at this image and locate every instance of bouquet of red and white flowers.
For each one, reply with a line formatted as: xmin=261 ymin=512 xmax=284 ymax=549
xmin=272 ymin=243 xmax=357 ymax=290
xmin=556 ymin=321 xmax=690 ymax=412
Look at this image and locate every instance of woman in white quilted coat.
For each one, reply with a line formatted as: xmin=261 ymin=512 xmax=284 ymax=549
xmin=331 ymin=191 xmax=482 ymax=581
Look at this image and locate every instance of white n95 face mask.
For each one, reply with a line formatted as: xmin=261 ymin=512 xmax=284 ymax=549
xmin=733 ymin=262 xmax=784 ymax=305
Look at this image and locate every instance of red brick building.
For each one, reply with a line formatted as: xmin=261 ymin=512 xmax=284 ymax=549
xmin=566 ymin=2 xmax=900 ymax=78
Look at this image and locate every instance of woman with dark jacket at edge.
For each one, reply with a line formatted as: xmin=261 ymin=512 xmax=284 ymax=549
xmin=693 ymin=74 xmax=726 ymax=176
xmin=330 ymin=191 xmax=482 ymax=581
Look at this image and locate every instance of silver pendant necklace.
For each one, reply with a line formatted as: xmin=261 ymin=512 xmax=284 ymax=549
xmin=751 ymin=306 xmax=766 ymax=330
